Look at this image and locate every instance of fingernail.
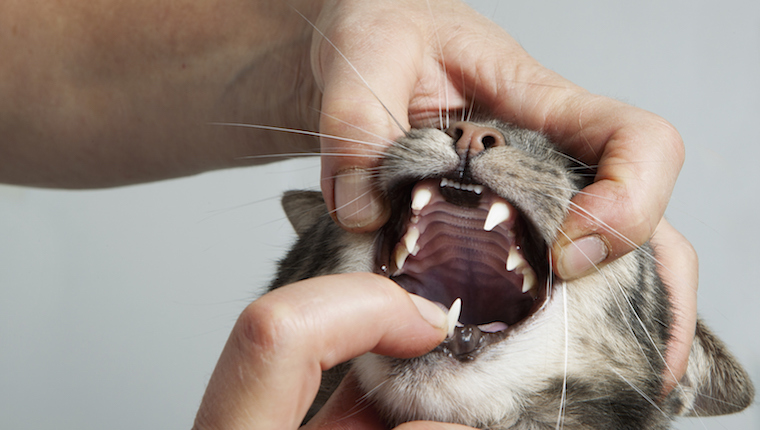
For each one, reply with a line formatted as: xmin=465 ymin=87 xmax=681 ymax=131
xmin=556 ymin=234 xmax=609 ymax=280
xmin=334 ymin=168 xmax=384 ymax=229
xmin=408 ymin=293 xmax=447 ymax=330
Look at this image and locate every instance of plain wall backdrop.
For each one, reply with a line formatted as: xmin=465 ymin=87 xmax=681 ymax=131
xmin=1 ymin=1 xmax=757 ymax=428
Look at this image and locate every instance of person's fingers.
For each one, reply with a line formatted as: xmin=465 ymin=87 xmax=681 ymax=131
xmin=438 ymin=26 xmax=684 ymax=278
xmin=649 ymin=219 xmax=698 ymax=396
xmin=312 ymin=9 xmax=418 ymax=232
xmin=305 ymin=372 xmax=477 ymax=430
xmin=193 ymin=273 xmax=448 ymax=430
xmin=301 ymin=371 xmax=387 ymax=430
xmin=312 ymin=0 xmax=470 ymax=233
xmin=546 ymin=102 xmax=685 ymax=279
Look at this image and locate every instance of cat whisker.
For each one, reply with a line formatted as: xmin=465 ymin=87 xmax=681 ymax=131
xmin=611 ymin=369 xmax=669 ymax=419
xmin=556 ymin=274 xmax=569 ymax=430
xmin=212 ymin=122 xmax=391 ymax=150
xmin=235 ymin=153 xmax=390 ymax=161
xmin=291 ymin=7 xmax=408 ymax=135
xmin=315 ymin=109 xmax=399 ymax=147
xmin=333 ymin=380 xmax=390 ymax=423
xmin=327 ymin=188 xmax=376 ymax=220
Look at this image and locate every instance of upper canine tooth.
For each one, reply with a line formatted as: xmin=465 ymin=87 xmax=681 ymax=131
xmin=440 ymin=178 xmax=449 ymax=188
xmin=473 ymin=185 xmax=484 ymax=195
xmin=506 ymin=245 xmax=526 ymax=271
xmin=411 ymin=188 xmax=432 ymax=212
xmin=403 ymin=226 xmax=420 ymax=255
xmin=484 ymin=201 xmax=510 ymax=231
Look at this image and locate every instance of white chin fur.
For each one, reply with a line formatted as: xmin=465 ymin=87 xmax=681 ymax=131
xmin=353 ymin=287 xmax=570 ymax=427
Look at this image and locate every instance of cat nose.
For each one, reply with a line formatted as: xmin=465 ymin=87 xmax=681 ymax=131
xmin=446 ymin=121 xmax=506 ymax=159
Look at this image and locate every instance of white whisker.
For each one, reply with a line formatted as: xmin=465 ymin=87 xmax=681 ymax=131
xmin=316 ymin=109 xmax=398 ymax=147
xmin=212 ymin=122 xmax=389 ymax=149
xmin=290 ymin=7 xmax=408 ymax=135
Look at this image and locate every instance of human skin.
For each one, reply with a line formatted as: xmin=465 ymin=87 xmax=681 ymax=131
xmin=0 ymin=0 xmax=696 ymax=427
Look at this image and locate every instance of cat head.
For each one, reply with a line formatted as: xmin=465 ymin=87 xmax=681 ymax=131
xmin=277 ymin=120 xmax=754 ymax=429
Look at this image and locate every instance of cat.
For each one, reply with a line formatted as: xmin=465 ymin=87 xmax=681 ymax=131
xmin=267 ymin=119 xmax=754 ymax=429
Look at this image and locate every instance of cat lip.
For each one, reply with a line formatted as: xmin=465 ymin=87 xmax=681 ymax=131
xmin=376 ymin=178 xmax=549 ymax=360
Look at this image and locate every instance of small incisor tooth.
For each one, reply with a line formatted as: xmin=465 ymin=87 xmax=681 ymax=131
xmin=403 ymin=226 xmax=420 ymax=255
xmin=484 ymin=201 xmax=510 ymax=231
xmin=411 ymin=187 xmax=433 ymax=212
xmin=447 ymin=298 xmax=462 ymax=338
xmin=506 ymin=245 xmax=526 ymax=271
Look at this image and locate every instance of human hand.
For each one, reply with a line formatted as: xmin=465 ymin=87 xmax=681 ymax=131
xmin=309 ymin=0 xmax=695 ymax=394
xmin=192 ymin=273 xmax=475 ymax=430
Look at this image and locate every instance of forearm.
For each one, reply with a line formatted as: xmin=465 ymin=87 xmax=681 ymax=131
xmin=0 ymin=0 xmax=322 ymax=187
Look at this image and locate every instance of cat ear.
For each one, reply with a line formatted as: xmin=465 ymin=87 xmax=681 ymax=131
xmin=281 ymin=190 xmax=330 ymax=237
xmin=676 ymin=319 xmax=754 ymax=417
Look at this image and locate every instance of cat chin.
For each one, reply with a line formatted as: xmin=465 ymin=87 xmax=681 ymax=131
xmin=352 ymin=287 xmax=570 ymax=428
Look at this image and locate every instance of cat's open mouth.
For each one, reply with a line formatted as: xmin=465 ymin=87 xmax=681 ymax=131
xmin=376 ymin=177 xmax=549 ymax=361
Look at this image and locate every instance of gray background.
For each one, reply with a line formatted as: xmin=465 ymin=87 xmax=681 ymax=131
xmin=1 ymin=1 xmax=757 ymax=428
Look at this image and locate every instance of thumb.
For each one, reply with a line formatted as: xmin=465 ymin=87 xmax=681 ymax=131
xmin=312 ymin=13 xmax=422 ymax=232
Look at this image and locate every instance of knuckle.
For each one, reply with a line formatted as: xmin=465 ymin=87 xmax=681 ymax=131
xmin=235 ymin=297 xmax=301 ymax=354
xmin=648 ymin=113 xmax=685 ymax=167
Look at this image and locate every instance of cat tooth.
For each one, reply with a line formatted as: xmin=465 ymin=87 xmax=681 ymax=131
xmin=440 ymin=178 xmax=449 ymax=188
xmin=521 ymin=266 xmax=537 ymax=295
xmin=411 ymin=187 xmax=432 ymax=212
xmin=403 ymin=226 xmax=420 ymax=255
xmin=393 ymin=244 xmax=410 ymax=274
xmin=484 ymin=201 xmax=510 ymax=231
xmin=473 ymin=184 xmax=484 ymax=195
xmin=446 ymin=298 xmax=462 ymax=338
xmin=506 ymin=245 xmax=526 ymax=271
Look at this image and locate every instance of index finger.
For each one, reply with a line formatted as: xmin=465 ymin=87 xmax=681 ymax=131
xmin=192 ymin=273 xmax=447 ymax=430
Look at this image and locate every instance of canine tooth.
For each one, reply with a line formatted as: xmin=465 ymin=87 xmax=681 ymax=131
xmin=484 ymin=201 xmax=510 ymax=231
xmin=411 ymin=188 xmax=432 ymax=212
xmin=394 ymin=244 xmax=410 ymax=273
xmin=440 ymin=178 xmax=449 ymax=187
xmin=473 ymin=185 xmax=484 ymax=194
xmin=521 ymin=266 xmax=537 ymax=294
xmin=506 ymin=245 xmax=526 ymax=271
xmin=446 ymin=298 xmax=462 ymax=338
xmin=403 ymin=226 xmax=420 ymax=255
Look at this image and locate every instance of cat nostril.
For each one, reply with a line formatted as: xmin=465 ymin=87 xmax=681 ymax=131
xmin=446 ymin=125 xmax=465 ymax=141
xmin=481 ymin=134 xmax=498 ymax=149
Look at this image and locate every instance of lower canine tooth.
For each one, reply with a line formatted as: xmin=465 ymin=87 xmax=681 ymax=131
xmin=484 ymin=201 xmax=510 ymax=231
xmin=447 ymin=298 xmax=462 ymax=338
